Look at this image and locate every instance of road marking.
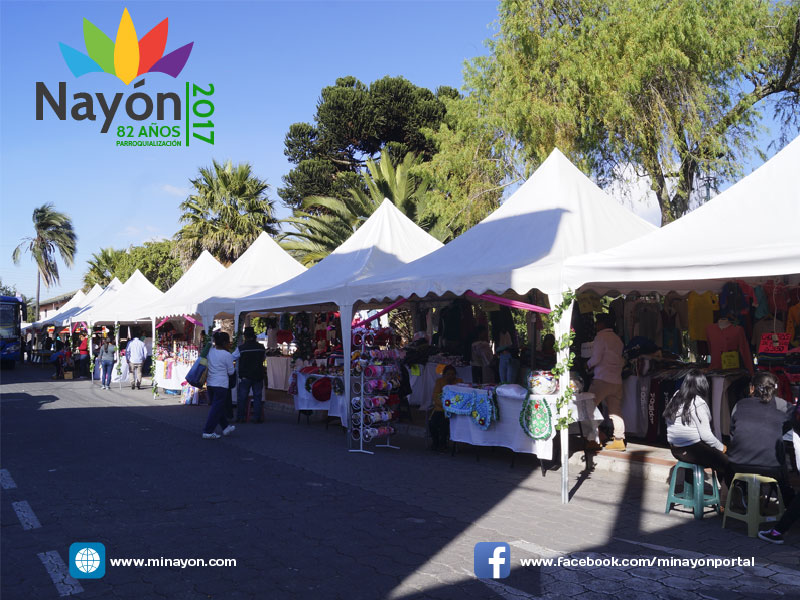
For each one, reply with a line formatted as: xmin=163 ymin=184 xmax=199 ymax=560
xmin=37 ymin=551 xmax=84 ymax=596
xmin=12 ymin=500 xmax=42 ymax=529
xmin=0 ymin=468 xmax=17 ymax=489
xmin=510 ymin=539 xmax=560 ymax=559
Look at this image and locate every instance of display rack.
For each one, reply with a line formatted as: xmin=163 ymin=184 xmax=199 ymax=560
xmin=349 ymin=329 xmax=400 ymax=454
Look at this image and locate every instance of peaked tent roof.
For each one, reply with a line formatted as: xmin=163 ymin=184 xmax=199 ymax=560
xmin=564 ymin=136 xmax=800 ymax=293
xmin=349 ymin=148 xmax=656 ymax=303
xmin=196 ymin=232 xmax=306 ymax=321
xmin=34 ymin=289 xmax=86 ymax=328
xmin=134 ymin=250 xmax=226 ymax=320
xmin=77 ymin=271 xmax=163 ymax=323
xmin=68 ymin=280 xmax=123 ymax=324
xmin=234 ymin=199 xmax=445 ymax=314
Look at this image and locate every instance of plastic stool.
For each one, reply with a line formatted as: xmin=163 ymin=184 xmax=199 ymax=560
xmin=665 ymin=461 xmax=721 ymax=520
xmin=722 ymin=473 xmax=785 ymax=537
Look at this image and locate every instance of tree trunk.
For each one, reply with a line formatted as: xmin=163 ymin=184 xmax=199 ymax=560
xmin=35 ymin=271 xmax=40 ymax=323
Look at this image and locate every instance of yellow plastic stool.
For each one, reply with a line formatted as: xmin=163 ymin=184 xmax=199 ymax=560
xmin=722 ymin=473 xmax=785 ymax=537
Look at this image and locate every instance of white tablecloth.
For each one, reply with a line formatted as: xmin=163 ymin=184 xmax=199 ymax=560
xmin=409 ymin=363 xmax=472 ymax=410
xmin=154 ymin=359 xmax=192 ymax=391
xmin=92 ymin=358 xmax=129 ymax=383
xmin=266 ymin=356 xmax=293 ymax=391
xmin=448 ymin=385 xmax=602 ymax=460
xmin=293 ymin=372 xmax=348 ymax=420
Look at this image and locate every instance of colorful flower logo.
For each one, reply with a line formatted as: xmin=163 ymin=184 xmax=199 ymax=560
xmin=59 ymin=8 xmax=193 ymax=85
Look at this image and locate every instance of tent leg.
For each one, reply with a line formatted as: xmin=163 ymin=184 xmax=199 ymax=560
xmin=548 ymin=292 xmax=574 ymax=504
xmin=114 ymin=321 xmax=120 ymax=390
xmin=151 ymin=317 xmax=156 ymax=393
xmin=341 ymin=304 xmax=353 ymax=450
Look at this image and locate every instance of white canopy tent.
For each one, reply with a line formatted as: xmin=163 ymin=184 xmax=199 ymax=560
xmin=69 ymin=279 xmax=123 ymax=326
xmin=564 ymin=135 xmax=800 ymax=293
xmin=135 ymin=250 xmax=226 ymax=321
xmin=31 ymin=288 xmax=86 ymax=329
xmin=195 ymin=232 xmax=306 ymax=328
xmin=76 ymin=270 xmax=163 ymax=325
xmin=345 ymin=149 xmax=656 ymax=502
xmin=234 ymin=199 xmax=445 ymax=442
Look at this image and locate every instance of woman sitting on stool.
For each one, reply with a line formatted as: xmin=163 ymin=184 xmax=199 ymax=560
xmin=664 ymin=369 xmax=731 ymax=489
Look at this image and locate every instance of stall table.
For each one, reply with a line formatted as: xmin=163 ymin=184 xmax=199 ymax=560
xmin=409 ymin=363 xmax=472 ymax=410
xmin=154 ymin=359 xmax=192 ymax=391
xmin=293 ymin=371 xmax=348 ymax=422
xmin=446 ymin=384 xmax=602 ymax=461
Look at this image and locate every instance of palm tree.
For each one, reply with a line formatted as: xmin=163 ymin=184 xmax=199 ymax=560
xmin=281 ymin=150 xmax=448 ymax=265
xmin=175 ymin=160 xmax=278 ymax=265
xmin=83 ymin=247 xmax=124 ymax=290
xmin=12 ymin=204 xmax=77 ymax=320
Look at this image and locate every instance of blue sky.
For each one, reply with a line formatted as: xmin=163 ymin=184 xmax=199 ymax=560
xmin=1 ymin=0 xmax=498 ymax=299
xmin=0 ymin=0 xmax=794 ymax=302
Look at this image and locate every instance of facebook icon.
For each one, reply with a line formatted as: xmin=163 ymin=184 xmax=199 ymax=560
xmin=473 ymin=542 xmax=511 ymax=579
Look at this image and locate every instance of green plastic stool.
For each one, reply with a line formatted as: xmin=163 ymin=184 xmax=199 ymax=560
xmin=665 ymin=461 xmax=721 ymax=520
xmin=722 ymin=473 xmax=785 ymax=537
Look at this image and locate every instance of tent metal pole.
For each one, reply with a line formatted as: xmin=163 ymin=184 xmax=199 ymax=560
xmin=341 ymin=304 xmax=354 ymax=451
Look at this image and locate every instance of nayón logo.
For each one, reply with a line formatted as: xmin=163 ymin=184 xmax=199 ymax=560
xmin=59 ymin=8 xmax=193 ymax=85
xmin=69 ymin=542 xmax=106 ymax=579
xmin=37 ymin=7 xmax=215 ymax=148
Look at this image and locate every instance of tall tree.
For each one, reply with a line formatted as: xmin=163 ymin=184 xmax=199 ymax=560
xmin=83 ymin=247 xmax=126 ymax=290
xmin=278 ymin=76 xmax=456 ymax=211
xmin=175 ymin=160 xmax=278 ymax=265
xmin=281 ymin=150 xmax=446 ymax=265
xmin=12 ymin=203 xmax=77 ymax=319
xmin=466 ymin=0 xmax=800 ymax=224
xmin=114 ymin=240 xmax=184 ymax=291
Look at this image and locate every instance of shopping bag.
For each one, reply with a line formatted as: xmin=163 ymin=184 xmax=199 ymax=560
xmin=185 ymin=356 xmax=208 ymax=388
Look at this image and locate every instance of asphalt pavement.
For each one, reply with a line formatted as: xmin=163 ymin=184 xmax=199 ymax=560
xmin=2 ymin=364 xmax=799 ymax=599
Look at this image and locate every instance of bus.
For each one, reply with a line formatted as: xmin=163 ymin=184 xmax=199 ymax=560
xmin=0 ymin=295 xmax=26 ymax=368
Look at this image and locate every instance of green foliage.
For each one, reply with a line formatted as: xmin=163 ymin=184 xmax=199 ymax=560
xmin=114 ymin=240 xmax=184 ymax=291
xmin=12 ymin=203 xmax=77 ymax=315
xmin=175 ymin=159 xmax=278 ymax=265
xmin=83 ymin=247 xmax=126 ymax=290
xmin=83 ymin=241 xmax=183 ymax=292
xmin=0 ymin=279 xmax=30 ymax=306
xmin=413 ymin=94 xmax=512 ymax=239
xmin=550 ymin=291 xmax=577 ymax=431
xmin=278 ymin=76 xmax=451 ymax=211
xmin=467 ymin=0 xmax=800 ymax=224
xmin=281 ymin=150 xmax=448 ymax=265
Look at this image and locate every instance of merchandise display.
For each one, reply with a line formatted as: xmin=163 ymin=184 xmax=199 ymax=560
xmin=349 ymin=328 xmax=403 ymax=453
xmin=154 ymin=342 xmax=199 ymax=391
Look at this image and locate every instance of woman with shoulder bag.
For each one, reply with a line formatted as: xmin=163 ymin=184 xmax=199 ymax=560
xmin=201 ymin=331 xmax=237 ymax=440
xmin=99 ymin=335 xmax=117 ymax=390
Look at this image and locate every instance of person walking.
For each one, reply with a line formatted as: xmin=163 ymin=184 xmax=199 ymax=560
xmin=126 ymin=334 xmax=147 ymax=390
xmin=77 ymin=333 xmax=89 ymax=378
xmin=202 ymin=331 xmax=236 ymax=439
xmin=98 ymin=335 xmax=117 ymax=390
xmin=587 ymin=313 xmax=626 ymax=451
xmin=233 ymin=327 xmax=266 ymax=423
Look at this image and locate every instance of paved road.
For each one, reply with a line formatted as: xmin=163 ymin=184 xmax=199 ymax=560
xmin=2 ymin=365 xmax=799 ymax=599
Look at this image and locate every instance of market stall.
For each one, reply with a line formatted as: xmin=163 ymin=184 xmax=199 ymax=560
xmin=231 ymin=200 xmax=445 ymax=448
xmin=445 ymin=383 xmax=602 ymax=460
xmin=408 ymin=361 xmax=472 ymax=410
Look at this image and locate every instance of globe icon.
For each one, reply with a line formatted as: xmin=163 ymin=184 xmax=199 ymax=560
xmin=74 ymin=547 xmax=101 ymax=574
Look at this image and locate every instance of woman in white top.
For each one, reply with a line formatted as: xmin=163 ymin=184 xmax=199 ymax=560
xmin=663 ymin=369 xmax=731 ymax=482
xmin=202 ymin=331 xmax=236 ymax=440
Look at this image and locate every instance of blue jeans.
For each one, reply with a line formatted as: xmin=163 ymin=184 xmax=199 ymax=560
xmin=498 ymin=353 xmax=519 ymax=384
xmin=101 ymin=360 xmax=113 ymax=386
xmin=237 ymin=377 xmax=264 ymax=422
xmin=203 ymin=386 xmax=230 ymax=434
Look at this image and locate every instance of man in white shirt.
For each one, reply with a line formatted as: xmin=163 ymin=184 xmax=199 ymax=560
xmin=587 ymin=313 xmax=626 ymax=451
xmin=126 ymin=335 xmax=147 ymax=390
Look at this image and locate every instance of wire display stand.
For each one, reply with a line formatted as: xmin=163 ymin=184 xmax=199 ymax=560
xmin=348 ymin=330 xmax=399 ymax=454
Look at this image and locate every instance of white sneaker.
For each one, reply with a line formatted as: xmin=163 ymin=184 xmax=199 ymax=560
xmin=222 ymin=425 xmax=236 ymax=436
xmin=202 ymin=432 xmax=221 ymax=439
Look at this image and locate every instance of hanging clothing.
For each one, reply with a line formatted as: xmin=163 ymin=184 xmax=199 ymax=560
xmin=688 ymin=291 xmax=719 ymax=341
xmin=609 ymin=297 xmax=626 ymax=340
xmin=705 ymin=323 xmax=753 ymax=374
xmin=633 ymin=301 xmax=662 ymax=345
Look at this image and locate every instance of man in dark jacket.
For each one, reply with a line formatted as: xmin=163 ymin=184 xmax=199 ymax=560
xmin=233 ymin=327 xmax=267 ymax=423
